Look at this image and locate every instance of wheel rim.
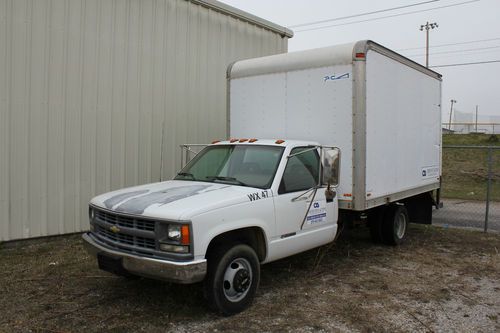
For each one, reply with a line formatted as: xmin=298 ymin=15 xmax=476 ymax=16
xmin=395 ymin=212 xmax=407 ymax=239
xmin=223 ymin=257 xmax=253 ymax=302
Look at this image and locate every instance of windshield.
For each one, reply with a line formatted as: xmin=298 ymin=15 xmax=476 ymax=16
xmin=174 ymin=145 xmax=284 ymax=189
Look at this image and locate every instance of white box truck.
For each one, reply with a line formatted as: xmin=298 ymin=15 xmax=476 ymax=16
xmin=83 ymin=40 xmax=442 ymax=315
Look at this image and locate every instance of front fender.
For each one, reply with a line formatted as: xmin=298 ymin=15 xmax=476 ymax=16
xmin=191 ymin=198 xmax=275 ymax=260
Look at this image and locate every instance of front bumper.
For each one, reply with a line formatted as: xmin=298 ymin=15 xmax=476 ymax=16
xmin=82 ymin=233 xmax=207 ymax=284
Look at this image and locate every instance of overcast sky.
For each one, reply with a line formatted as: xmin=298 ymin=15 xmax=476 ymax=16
xmin=219 ymin=0 xmax=500 ymax=122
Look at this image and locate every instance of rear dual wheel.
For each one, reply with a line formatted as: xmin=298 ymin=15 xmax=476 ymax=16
xmin=369 ymin=204 xmax=409 ymax=245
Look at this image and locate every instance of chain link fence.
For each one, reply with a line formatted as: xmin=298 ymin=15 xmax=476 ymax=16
xmin=433 ymin=144 xmax=500 ymax=232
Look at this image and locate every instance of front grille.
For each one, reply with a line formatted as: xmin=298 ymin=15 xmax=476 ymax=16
xmin=95 ymin=225 xmax=156 ymax=250
xmin=94 ymin=209 xmax=155 ymax=231
xmin=92 ymin=208 xmax=157 ymax=253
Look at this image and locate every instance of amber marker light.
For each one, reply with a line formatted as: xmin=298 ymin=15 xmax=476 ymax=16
xmin=230 ymin=138 xmax=238 ymax=143
xmin=275 ymin=139 xmax=285 ymax=144
xmin=239 ymin=138 xmax=248 ymax=143
xmin=211 ymin=140 xmax=221 ymax=144
xmin=249 ymin=138 xmax=258 ymax=143
xmin=181 ymin=225 xmax=190 ymax=245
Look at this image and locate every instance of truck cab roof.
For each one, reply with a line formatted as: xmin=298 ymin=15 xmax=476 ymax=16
xmin=210 ymin=139 xmax=320 ymax=148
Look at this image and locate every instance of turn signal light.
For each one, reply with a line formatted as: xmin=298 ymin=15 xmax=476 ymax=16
xmin=181 ymin=225 xmax=190 ymax=245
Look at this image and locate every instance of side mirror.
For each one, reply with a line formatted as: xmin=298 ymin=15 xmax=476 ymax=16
xmin=321 ymin=147 xmax=340 ymax=187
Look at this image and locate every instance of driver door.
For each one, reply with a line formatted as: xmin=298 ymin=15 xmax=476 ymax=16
xmin=273 ymin=147 xmax=337 ymax=239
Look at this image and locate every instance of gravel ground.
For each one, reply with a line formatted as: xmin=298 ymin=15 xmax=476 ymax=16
xmin=1 ymin=224 xmax=499 ymax=332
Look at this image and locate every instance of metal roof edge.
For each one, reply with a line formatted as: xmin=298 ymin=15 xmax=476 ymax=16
xmin=354 ymin=40 xmax=442 ymax=80
xmin=188 ymin=0 xmax=294 ymax=38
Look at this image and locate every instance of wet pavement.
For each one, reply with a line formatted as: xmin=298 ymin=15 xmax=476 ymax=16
xmin=433 ymin=198 xmax=500 ymax=232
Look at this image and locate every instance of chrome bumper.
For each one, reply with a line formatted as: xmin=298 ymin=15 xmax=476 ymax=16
xmin=82 ymin=233 xmax=207 ymax=284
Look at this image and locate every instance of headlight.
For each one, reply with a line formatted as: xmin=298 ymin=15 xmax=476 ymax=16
xmin=158 ymin=223 xmax=191 ymax=253
xmin=167 ymin=225 xmax=182 ymax=241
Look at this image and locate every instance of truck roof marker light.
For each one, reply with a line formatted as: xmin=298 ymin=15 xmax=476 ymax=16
xmin=355 ymin=52 xmax=365 ymax=59
xmin=211 ymin=140 xmax=221 ymax=144
xmin=344 ymin=193 xmax=352 ymax=197
xmin=275 ymin=139 xmax=285 ymax=144
xmin=249 ymin=138 xmax=258 ymax=143
xmin=239 ymin=138 xmax=248 ymax=143
xmin=181 ymin=225 xmax=190 ymax=245
xmin=230 ymin=138 xmax=238 ymax=143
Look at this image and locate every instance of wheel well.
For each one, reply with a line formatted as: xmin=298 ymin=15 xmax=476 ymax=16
xmin=206 ymin=227 xmax=267 ymax=262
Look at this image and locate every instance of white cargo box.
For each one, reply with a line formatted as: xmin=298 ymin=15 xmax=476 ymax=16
xmin=228 ymin=40 xmax=442 ymax=211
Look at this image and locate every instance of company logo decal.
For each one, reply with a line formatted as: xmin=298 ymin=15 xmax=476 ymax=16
xmin=324 ymin=73 xmax=350 ymax=82
xmin=307 ymin=200 xmax=327 ymax=224
xmin=421 ymin=166 xmax=439 ymax=179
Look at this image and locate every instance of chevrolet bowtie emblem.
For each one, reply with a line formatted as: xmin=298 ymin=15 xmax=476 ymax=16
xmin=110 ymin=225 xmax=120 ymax=233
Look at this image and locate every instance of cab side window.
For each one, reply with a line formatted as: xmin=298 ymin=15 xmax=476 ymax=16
xmin=279 ymin=147 xmax=319 ymax=194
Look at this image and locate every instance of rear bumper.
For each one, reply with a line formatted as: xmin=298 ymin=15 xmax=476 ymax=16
xmin=82 ymin=233 xmax=206 ymax=284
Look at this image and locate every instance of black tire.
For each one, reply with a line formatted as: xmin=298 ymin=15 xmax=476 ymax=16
xmin=382 ymin=205 xmax=409 ymax=246
xmin=368 ymin=207 xmax=385 ymax=243
xmin=204 ymin=244 xmax=260 ymax=316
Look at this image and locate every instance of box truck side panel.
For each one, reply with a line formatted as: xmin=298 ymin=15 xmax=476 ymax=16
xmin=365 ymin=50 xmax=441 ymax=203
xmin=230 ymin=65 xmax=354 ymax=203
xmin=230 ymin=73 xmax=288 ymax=138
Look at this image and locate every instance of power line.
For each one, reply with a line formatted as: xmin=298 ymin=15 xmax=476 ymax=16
xmin=405 ymin=45 xmax=500 ymax=57
xmin=288 ymin=0 xmax=439 ymax=28
xmin=397 ymin=37 xmax=500 ymax=51
xmin=430 ymin=60 xmax=500 ymax=68
xmin=294 ymin=0 xmax=480 ymax=33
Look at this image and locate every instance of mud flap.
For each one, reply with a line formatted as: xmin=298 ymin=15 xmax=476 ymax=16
xmin=404 ymin=192 xmax=433 ymax=224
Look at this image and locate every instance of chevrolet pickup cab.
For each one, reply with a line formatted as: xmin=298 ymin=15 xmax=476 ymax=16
xmin=83 ymin=140 xmax=341 ymax=315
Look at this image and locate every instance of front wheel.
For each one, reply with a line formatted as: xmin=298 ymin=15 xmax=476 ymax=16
xmin=204 ymin=244 xmax=260 ymax=315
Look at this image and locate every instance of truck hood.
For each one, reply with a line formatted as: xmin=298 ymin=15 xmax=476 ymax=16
xmin=90 ymin=180 xmax=265 ymax=220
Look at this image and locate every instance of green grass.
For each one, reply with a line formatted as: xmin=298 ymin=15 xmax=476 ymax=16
xmin=442 ymin=133 xmax=500 ymax=201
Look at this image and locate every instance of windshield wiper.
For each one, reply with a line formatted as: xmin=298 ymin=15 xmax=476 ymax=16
xmin=176 ymin=172 xmax=195 ymax=180
xmin=206 ymin=176 xmax=247 ymax=186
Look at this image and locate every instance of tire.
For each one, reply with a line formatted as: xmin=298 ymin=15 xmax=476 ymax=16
xmin=382 ymin=205 xmax=409 ymax=246
xmin=204 ymin=244 xmax=260 ymax=316
xmin=368 ymin=207 xmax=385 ymax=243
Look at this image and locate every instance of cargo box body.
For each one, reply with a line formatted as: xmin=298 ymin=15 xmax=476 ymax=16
xmin=228 ymin=40 xmax=442 ymax=211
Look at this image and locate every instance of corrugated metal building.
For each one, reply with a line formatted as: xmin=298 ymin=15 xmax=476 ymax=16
xmin=0 ymin=0 xmax=292 ymax=241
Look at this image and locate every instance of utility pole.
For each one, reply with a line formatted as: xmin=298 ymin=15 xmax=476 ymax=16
xmin=475 ymin=105 xmax=478 ymax=133
xmin=420 ymin=21 xmax=438 ymax=68
xmin=448 ymin=99 xmax=457 ymax=131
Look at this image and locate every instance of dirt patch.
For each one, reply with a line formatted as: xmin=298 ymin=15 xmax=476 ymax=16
xmin=1 ymin=225 xmax=499 ymax=332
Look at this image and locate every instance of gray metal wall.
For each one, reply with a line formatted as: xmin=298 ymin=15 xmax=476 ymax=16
xmin=0 ymin=0 xmax=290 ymax=241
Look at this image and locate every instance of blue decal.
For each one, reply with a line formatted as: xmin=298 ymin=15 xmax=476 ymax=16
xmin=324 ymin=73 xmax=350 ymax=82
